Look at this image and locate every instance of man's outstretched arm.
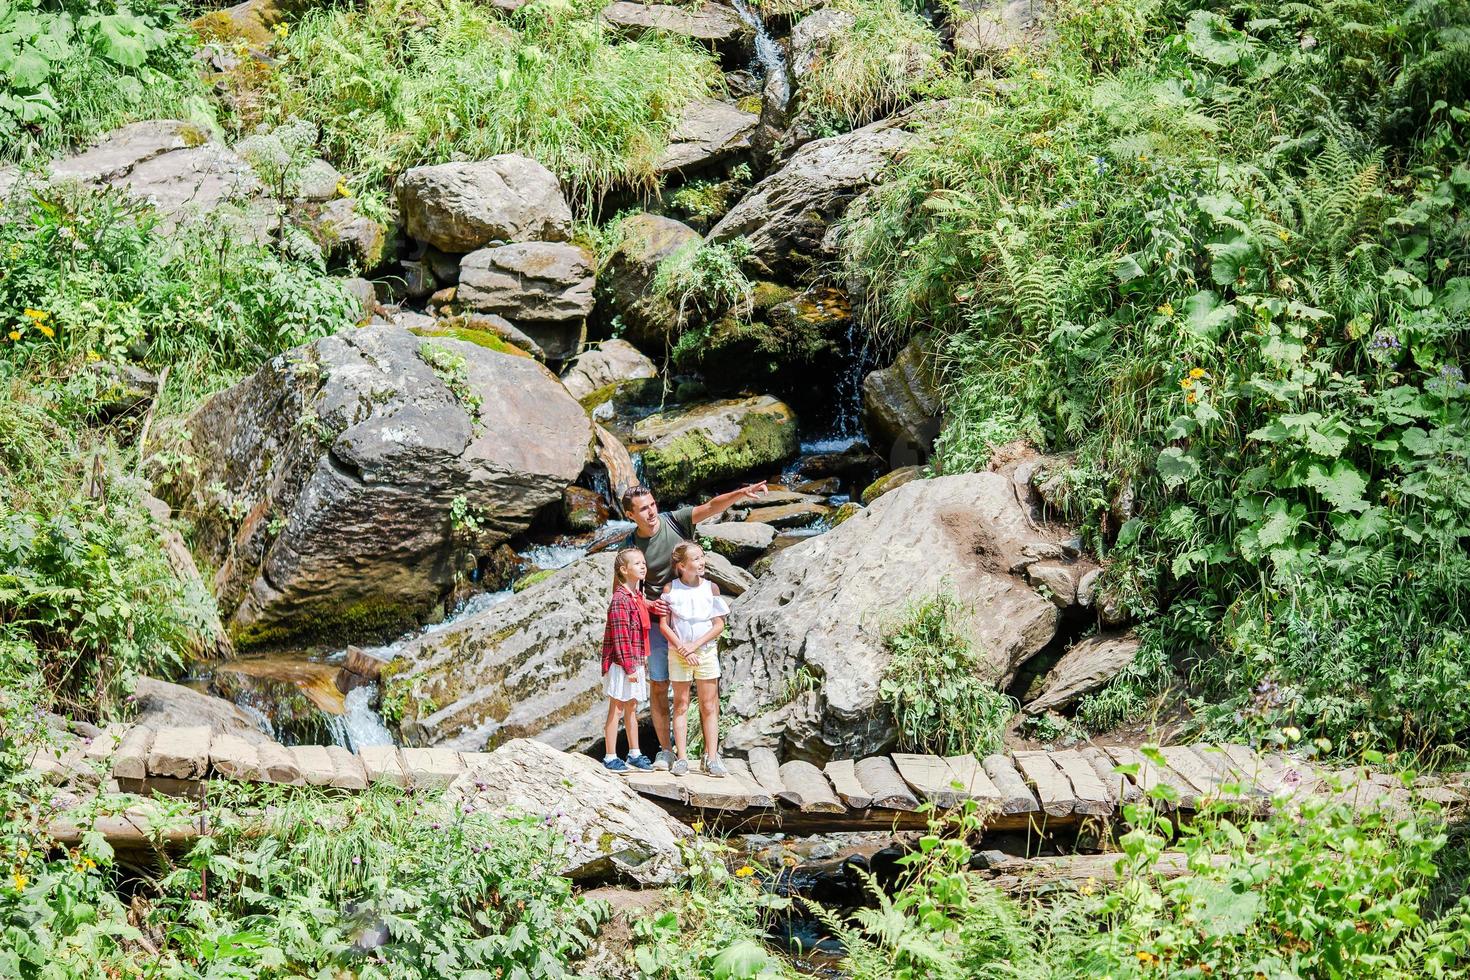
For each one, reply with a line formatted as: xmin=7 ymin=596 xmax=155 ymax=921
xmin=691 ymin=481 xmax=769 ymax=526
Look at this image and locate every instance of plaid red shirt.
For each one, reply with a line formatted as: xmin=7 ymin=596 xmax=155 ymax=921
xmin=601 ymin=585 xmax=650 ymax=675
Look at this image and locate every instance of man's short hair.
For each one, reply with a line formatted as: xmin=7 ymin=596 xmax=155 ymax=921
xmin=620 ymin=485 xmax=654 ymax=515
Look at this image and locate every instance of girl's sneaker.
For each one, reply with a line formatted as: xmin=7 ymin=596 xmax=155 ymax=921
xmin=670 ymin=758 xmax=690 ymax=776
xmin=603 ymin=757 xmax=629 ymax=773
xmin=703 ymin=755 xmax=729 ymax=778
xmin=626 ymin=753 xmax=654 ymax=771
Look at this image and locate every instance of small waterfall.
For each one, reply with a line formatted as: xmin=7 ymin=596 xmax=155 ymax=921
xmin=730 ymin=0 xmax=790 ymax=107
xmin=333 ymin=685 xmax=395 ymax=752
xmin=800 ymin=317 xmax=878 ymax=453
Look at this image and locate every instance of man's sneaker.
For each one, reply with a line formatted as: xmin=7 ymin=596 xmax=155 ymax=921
xmin=653 ymin=749 xmax=674 ymax=772
xmin=626 ymin=753 xmax=654 ymax=771
xmin=703 ymin=755 xmax=729 ymax=778
xmin=670 ymin=758 xmax=690 ymax=776
xmin=602 ymin=757 xmax=629 ymax=773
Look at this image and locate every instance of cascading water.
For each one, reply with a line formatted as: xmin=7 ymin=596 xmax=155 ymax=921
xmin=730 ymin=0 xmax=790 ymax=107
xmin=799 ymin=317 xmax=879 ymax=454
xmin=327 ymin=685 xmax=395 ymax=752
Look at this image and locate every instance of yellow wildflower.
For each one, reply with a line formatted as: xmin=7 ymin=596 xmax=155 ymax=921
xmin=691 ymin=820 xmax=704 ymax=834
xmin=1137 ymin=153 xmax=1148 ymax=163
xmin=1157 ymin=302 xmax=1174 ymax=317
xmin=6 ymin=244 xmax=21 ymax=259
xmin=37 ymin=324 xmax=53 ymax=338
xmin=1179 ymin=378 xmax=1193 ymax=389
xmin=86 ymin=350 xmax=101 ymax=362
xmin=7 ymin=330 xmax=20 ymax=341
xmin=336 ymin=179 xmax=352 ymax=198
xmin=11 ymin=871 xmax=26 ymax=892
xmin=1137 ymin=950 xmax=1158 ymax=966
xmin=1189 ymin=367 xmax=1206 ymax=379
xmin=22 ymin=308 xmax=47 ymax=324
xmin=1186 ymin=392 xmax=1197 ymax=404
xmin=1029 ymin=69 xmax=1046 ymax=81
xmin=272 ymin=22 xmax=289 ymax=38
xmin=1277 ymin=229 xmax=1289 ymax=242
xmin=734 ymin=865 xmax=756 ymax=878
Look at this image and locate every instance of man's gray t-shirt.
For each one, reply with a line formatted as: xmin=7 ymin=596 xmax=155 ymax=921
xmin=626 ymin=506 xmax=695 ymax=600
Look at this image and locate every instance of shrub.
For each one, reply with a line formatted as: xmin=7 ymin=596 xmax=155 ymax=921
xmin=878 ymin=593 xmax=1017 ymax=757
xmin=268 ymin=0 xmax=719 ymax=203
xmin=0 ymin=0 xmax=213 ymax=163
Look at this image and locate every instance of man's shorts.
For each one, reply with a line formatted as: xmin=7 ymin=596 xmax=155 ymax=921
xmin=669 ymin=645 xmax=721 ymax=682
xmin=647 ymin=627 xmax=671 ymax=683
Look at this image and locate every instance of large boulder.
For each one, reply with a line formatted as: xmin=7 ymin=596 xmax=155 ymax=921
xmin=708 ymin=116 xmax=919 ymax=279
xmin=720 ymin=473 xmax=1081 ymax=761
xmin=561 ymin=339 xmax=659 ymax=402
xmin=386 ymin=553 xmax=617 ymax=751
xmin=155 ymin=325 xmax=591 ymax=648
xmin=131 ymin=677 xmax=277 ymax=746
xmin=600 ymin=1 xmax=751 ymax=61
xmin=457 ymin=242 xmax=595 ymax=360
xmin=862 ymin=335 xmax=942 ymax=464
xmin=952 ymin=0 xmax=1051 ymax=64
xmin=396 ymin=156 xmax=573 ymax=253
xmin=449 ymin=738 xmax=691 ymax=885
xmin=655 ymin=99 xmax=759 ymax=176
xmin=1024 ymin=632 xmax=1140 ymax=715
xmin=632 ymin=395 xmax=799 ymax=500
xmin=596 ymin=213 xmax=701 ymax=354
xmin=593 ymin=423 xmax=640 ymax=512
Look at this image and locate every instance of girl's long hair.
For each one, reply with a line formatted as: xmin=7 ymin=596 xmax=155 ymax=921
xmin=671 ymin=541 xmax=704 ymax=575
xmin=612 ymin=547 xmax=644 ymax=592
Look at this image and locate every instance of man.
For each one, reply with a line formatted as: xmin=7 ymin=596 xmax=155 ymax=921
xmin=621 ymin=480 xmax=767 ymax=771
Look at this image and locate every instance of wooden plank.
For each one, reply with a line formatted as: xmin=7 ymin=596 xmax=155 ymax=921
xmin=110 ymin=726 xmax=154 ymax=781
xmin=148 ymin=726 xmax=211 ymax=780
xmin=208 ymin=733 xmax=262 ymax=782
xmin=943 ymin=754 xmax=1008 ymax=809
xmin=854 ymin=757 xmax=920 ymax=810
xmin=1190 ymin=744 xmax=1259 ymax=806
xmin=326 ymin=745 xmax=368 ymax=791
xmin=359 ymin=745 xmax=408 ymax=788
xmin=1218 ymin=743 xmax=1278 ymax=800
xmin=256 ymin=741 xmax=304 ymax=785
xmin=747 ymin=747 xmax=786 ymax=799
xmin=1012 ymin=751 xmax=1075 ymax=817
xmin=84 ymin=724 xmax=132 ymax=766
xmin=982 ymin=754 xmax=1040 ymax=815
xmin=681 ymin=772 xmax=751 ymax=811
xmin=400 ymin=747 xmax=464 ymax=789
xmin=1104 ymin=746 xmax=1176 ymax=809
xmin=1154 ymin=747 xmax=1211 ymax=807
xmin=291 ymin=745 xmax=337 ymax=787
xmin=823 ymin=759 xmax=872 ymax=809
xmin=725 ymin=758 xmax=774 ymax=807
xmin=1081 ymin=745 xmax=1139 ymax=805
xmin=626 ymin=769 xmax=684 ymax=802
xmin=893 ymin=753 xmax=965 ymax=808
xmin=1049 ymin=750 xmax=1113 ymax=816
xmin=778 ymin=760 xmax=844 ymax=813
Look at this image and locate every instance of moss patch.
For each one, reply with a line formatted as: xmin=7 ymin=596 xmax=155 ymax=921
xmin=641 ymin=405 xmax=799 ymax=500
xmin=231 ymin=595 xmax=425 ymax=652
xmin=410 ymin=325 xmax=527 ymax=358
xmin=513 ymin=568 xmax=558 ymax=593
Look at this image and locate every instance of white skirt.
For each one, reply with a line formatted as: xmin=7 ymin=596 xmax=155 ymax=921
xmin=603 ymin=664 xmax=648 ymax=703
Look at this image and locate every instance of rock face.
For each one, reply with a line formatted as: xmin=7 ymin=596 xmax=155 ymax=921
xmin=699 ymin=520 xmax=776 ymax=564
xmin=862 ymin=336 xmax=942 ymax=463
xmin=449 ymin=738 xmax=691 ymax=884
xmin=387 ymin=554 xmax=617 ymax=751
xmin=593 ymin=424 xmax=640 ymax=512
xmin=709 ymin=117 xmax=918 ymax=279
xmin=1024 ymin=632 xmax=1140 ymax=715
xmin=457 ymin=242 xmax=595 ymax=360
xmin=952 ymin=0 xmax=1051 ymax=63
xmin=396 ymin=156 xmax=573 ymax=253
xmin=632 ymin=396 xmax=800 ymax=500
xmin=600 ymin=1 xmax=751 ymax=60
xmin=561 ymin=339 xmax=659 ymax=401
xmin=596 ymin=213 xmax=702 ymax=354
xmin=306 ymin=197 xmax=388 ymax=271
xmin=790 ymin=8 xmax=857 ymax=83
xmin=656 ymin=99 xmax=759 ymax=176
xmin=721 ymin=473 xmax=1078 ymax=761
xmin=157 ymin=325 xmax=591 ymax=647
xmin=131 ymin=677 xmax=277 ymax=745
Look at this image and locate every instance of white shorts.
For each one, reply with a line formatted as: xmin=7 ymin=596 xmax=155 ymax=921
xmin=604 ymin=664 xmax=648 ymax=703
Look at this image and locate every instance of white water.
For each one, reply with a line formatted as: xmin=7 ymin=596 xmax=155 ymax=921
xmin=730 ymin=0 xmax=790 ymax=107
xmin=326 ymin=684 xmax=396 ymax=752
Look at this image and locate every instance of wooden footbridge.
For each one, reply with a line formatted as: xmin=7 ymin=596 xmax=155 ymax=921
xmin=30 ymin=725 xmax=1470 ymax=845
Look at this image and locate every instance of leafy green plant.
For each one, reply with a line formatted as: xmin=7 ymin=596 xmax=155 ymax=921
xmin=651 ymin=238 xmax=756 ymax=337
xmin=878 ymin=593 xmax=1017 ymax=757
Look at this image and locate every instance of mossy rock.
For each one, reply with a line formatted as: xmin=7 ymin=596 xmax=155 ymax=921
xmin=860 ymin=465 xmax=922 ymax=505
xmin=231 ymin=595 xmax=426 ymax=651
xmin=829 ymin=500 xmax=863 ymax=527
xmin=411 ymin=325 xmax=528 ymax=358
xmin=576 ymin=376 xmax=665 ymax=416
xmin=513 ymin=568 xmax=559 ymax=593
xmin=633 ymin=395 xmax=799 ymax=500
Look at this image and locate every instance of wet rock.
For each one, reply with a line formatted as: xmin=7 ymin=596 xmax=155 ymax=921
xmin=1025 ymin=632 xmax=1140 ymax=715
xmin=130 ymin=677 xmax=276 ymax=745
xmin=632 ymin=395 xmax=800 ymax=500
xmin=600 ymin=1 xmax=752 ymax=61
xmin=952 ymin=0 xmax=1051 ymax=65
xmin=860 ymin=465 xmax=921 ymax=504
xmin=211 ymin=658 xmax=344 ymax=744
xmin=699 ymin=520 xmax=777 ymax=564
xmin=796 ymin=444 xmax=886 ymax=484
xmin=862 ymin=336 xmax=942 ymax=463
xmin=387 ymin=553 xmax=619 ymax=751
xmin=829 ymin=500 xmax=862 ymax=527
xmin=743 ymin=501 xmax=830 ymax=528
xmin=595 ymin=213 xmax=702 ymax=354
xmin=396 ymin=156 xmax=573 ymax=253
xmin=709 ymin=116 xmax=919 ymax=280
xmin=450 ymin=738 xmax=691 ymax=884
xmin=307 ymin=197 xmax=389 ymax=271
xmin=656 ymin=99 xmax=759 ymax=176
xmin=457 ymin=242 xmax=595 ymax=361
xmin=155 ymin=324 xmax=590 ymax=648
xmin=593 ymin=424 xmax=641 ymax=513
xmin=561 ymin=339 xmax=659 ymax=402
xmin=563 ymin=485 xmax=610 ymax=532
xmin=722 ymin=473 xmax=1074 ymax=760
xmin=432 ymin=312 xmax=547 ymax=361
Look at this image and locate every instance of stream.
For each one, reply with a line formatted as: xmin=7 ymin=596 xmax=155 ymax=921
xmin=730 ymin=0 xmax=790 ymax=108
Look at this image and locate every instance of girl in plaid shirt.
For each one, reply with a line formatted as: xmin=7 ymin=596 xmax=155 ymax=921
xmin=601 ymin=548 xmax=654 ymax=772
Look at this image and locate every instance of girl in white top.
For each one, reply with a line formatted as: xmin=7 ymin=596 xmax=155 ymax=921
xmin=659 ymin=542 xmax=732 ymax=777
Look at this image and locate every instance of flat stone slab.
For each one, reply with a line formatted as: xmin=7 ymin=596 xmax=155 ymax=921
xmin=291 ymin=745 xmax=337 ymax=787
xmin=256 ymin=741 xmax=304 ymax=785
xmin=148 ymin=726 xmax=211 ymax=779
xmin=401 ymin=746 xmax=465 ymax=788
xmin=209 ymin=733 xmax=262 ymax=782
xmin=359 ymin=745 xmax=409 ymax=788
